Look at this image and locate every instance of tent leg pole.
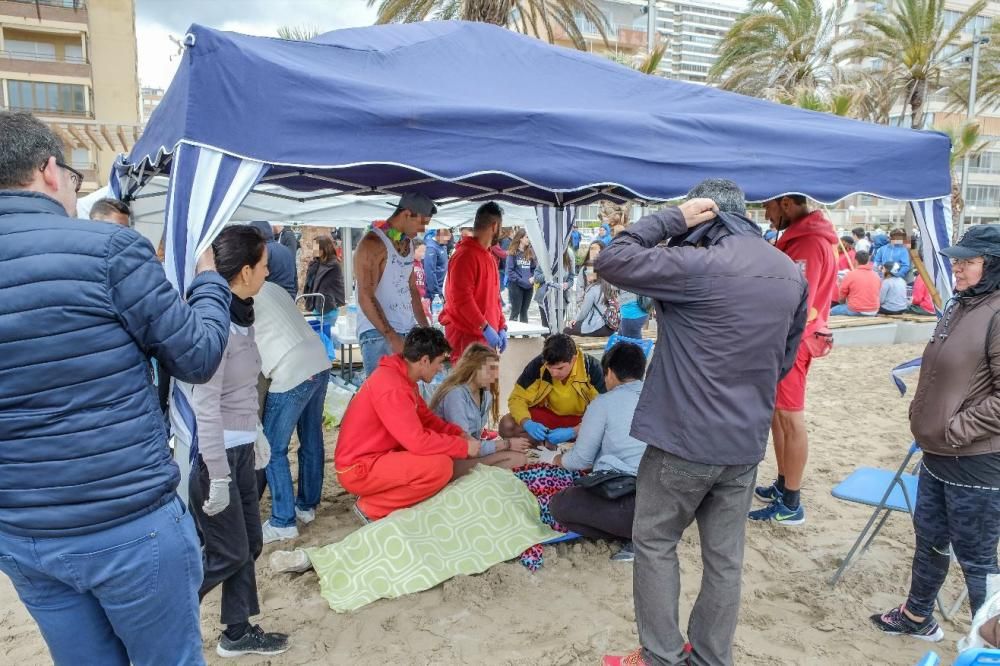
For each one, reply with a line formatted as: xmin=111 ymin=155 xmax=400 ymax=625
xmin=555 ymin=207 xmax=565 ymax=332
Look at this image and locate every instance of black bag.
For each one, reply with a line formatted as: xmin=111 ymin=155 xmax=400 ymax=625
xmin=573 ymin=469 xmax=637 ymax=500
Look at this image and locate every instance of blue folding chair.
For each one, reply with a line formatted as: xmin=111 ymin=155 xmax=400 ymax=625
xmin=954 ymin=648 xmax=1000 ymax=666
xmin=605 ymin=333 xmax=654 ymax=358
xmin=829 ymin=442 xmax=920 ymax=587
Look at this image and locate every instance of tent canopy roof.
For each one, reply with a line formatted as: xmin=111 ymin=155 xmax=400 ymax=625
xmin=124 ymin=21 xmax=952 ymax=206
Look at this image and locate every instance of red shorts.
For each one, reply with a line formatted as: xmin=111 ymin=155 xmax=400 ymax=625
xmin=528 ymin=406 xmax=582 ymax=430
xmin=775 ymin=345 xmax=813 ymax=412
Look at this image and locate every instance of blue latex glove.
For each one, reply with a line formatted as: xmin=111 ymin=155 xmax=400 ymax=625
xmin=483 ymin=325 xmax=501 ymax=348
xmin=546 ymin=427 xmax=576 ymax=445
xmin=522 ymin=420 xmax=549 ymax=442
xmin=498 ymin=328 xmax=508 ymax=353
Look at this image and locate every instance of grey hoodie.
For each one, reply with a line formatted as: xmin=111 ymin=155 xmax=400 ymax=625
xmin=596 ymin=208 xmax=807 ymax=466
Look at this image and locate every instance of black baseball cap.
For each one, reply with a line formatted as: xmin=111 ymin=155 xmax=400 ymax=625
xmin=395 ymin=192 xmax=437 ymax=217
xmin=940 ymin=224 xmax=1000 ymax=259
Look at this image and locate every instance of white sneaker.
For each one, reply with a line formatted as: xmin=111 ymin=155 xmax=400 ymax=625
xmin=261 ymin=520 xmax=298 ymax=544
xmin=295 ymin=507 xmax=316 ymax=524
xmin=269 ymin=549 xmax=312 ymax=574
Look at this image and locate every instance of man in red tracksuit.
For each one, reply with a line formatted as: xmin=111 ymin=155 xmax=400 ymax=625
xmin=749 ymin=195 xmax=837 ymax=526
xmin=334 ymin=328 xmax=480 ymax=521
xmin=439 ymin=201 xmax=508 ymax=363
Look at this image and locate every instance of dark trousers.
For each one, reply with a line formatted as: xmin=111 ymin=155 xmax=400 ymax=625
xmin=633 ymin=447 xmax=757 ymax=666
xmin=190 ymin=442 xmax=262 ymax=626
xmin=549 ymin=486 xmax=635 ymax=540
xmin=906 ymin=467 xmax=1000 ymax=619
xmin=509 ymin=284 xmax=533 ymax=323
xmin=620 ymin=315 xmax=649 ymax=339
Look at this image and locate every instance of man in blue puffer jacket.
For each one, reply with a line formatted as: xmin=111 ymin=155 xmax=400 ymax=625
xmin=423 ymin=227 xmax=451 ymax=305
xmin=0 ymin=112 xmax=231 ymax=666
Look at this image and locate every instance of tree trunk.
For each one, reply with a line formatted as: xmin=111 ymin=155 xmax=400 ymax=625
xmin=909 ymin=78 xmax=926 ymax=130
xmin=461 ymin=0 xmax=514 ymax=25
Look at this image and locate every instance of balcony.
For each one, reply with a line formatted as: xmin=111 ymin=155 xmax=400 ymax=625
xmin=0 ymin=0 xmax=87 ymax=23
xmin=2 ymin=104 xmax=92 ymax=119
xmin=0 ymin=49 xmax=91 ymax=77
xmin=556 ymin=21 xmax=650 ymax=51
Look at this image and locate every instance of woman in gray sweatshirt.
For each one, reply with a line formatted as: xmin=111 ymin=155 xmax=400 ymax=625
xmin=429 ymin=343 xmax=531 ymax=474
xmin=190 ymin=225 xmax=289 ymax=658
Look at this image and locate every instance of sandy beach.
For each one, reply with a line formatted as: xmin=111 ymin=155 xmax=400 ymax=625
xmin=0 ymin=343 xmax=971 ymax=665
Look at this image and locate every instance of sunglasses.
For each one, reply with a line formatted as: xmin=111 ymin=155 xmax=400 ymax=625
xmin=40 ymin=158 xmax=83 ymax=194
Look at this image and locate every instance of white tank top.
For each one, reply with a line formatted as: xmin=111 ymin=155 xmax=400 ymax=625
xmin=356 ymin=226 xmax=417 ymax=337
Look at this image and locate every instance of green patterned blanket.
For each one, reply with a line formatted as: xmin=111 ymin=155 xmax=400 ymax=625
xmin=304 ymin=464 xmax=559 ymax=612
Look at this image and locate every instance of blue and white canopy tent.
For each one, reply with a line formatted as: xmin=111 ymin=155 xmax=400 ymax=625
xmin=113 ymin=20 xmax=954 ymax=474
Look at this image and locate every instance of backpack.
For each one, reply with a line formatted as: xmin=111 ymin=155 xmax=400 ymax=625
xmin=601 ymin=295 xmax=621 ymax=331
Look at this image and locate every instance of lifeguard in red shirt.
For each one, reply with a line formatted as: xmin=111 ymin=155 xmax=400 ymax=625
xmin=334 ymin=328 xmax=480 ymax=521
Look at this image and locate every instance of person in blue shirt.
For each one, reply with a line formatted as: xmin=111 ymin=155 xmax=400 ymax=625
xmin=872 ymin=228 xmax=911 ymax=281
xmin=423 ymin=228 xmax=451 ymax=305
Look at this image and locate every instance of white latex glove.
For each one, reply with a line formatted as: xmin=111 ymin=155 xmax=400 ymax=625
xmin=535 ymin=446 xmax=560 ymax=465
xmin=254 ymin=425 xmax=271 ymax=470
xmin=203 ymin=477 xmax=231 ymax=516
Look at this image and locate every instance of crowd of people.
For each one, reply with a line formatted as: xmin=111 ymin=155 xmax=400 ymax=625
xmin=3 ymin=110 xmax=1000 ymax=666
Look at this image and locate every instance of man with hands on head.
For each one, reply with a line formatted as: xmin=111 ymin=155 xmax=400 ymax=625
xmin=499 ymin=333 xmax=605 ymax=447
xmin=596 ymin=179 xmax=807 ymax=666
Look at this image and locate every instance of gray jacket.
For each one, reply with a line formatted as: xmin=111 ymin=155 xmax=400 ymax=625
xmin=595 ymin=208 xmax=807 ymax=465
xmin=561 ymin=380 xmax=647 ymax=475
xmin=433 ymin=385 xmax=500 ymax=456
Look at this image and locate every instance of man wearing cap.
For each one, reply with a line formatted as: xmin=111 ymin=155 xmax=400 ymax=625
xmin=354 ymin=192 xmax=435 ymax=376
xmin=439 ymin=201 xmax=508 ymax=362
xmin=871 ymin=225 xmax=1000 ymax=642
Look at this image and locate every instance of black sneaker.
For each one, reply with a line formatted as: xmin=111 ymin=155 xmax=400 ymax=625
xmin=754 ymin=482 xmax=783 ymax=504
xmin=870 ymin=606 xmax=944 ymax=642
xmin=216 ymin=625 xmax=290 ymax=658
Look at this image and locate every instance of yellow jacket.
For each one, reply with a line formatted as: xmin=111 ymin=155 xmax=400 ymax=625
xmin=508 ymin=349 xmax=605 ymax=424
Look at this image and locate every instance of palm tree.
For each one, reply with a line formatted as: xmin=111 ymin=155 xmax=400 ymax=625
xmin=939 ymin=121 xmax=994 ymax=222
xmin=367 ymin=0 xmax=610 ymax=50
xmin=277 ymin=26 xmax=321 ymax=41
xmin=944 ymin=21 xmax=1000 ymax=116
xmin=845 ymin=0 xmax=988 ymax=129
xmin=710 ymin=0 xmax=845 ymax=100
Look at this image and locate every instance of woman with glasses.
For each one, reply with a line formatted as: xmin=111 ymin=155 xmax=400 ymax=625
xmin=871 ymin=225 xmax=1000 ymax=642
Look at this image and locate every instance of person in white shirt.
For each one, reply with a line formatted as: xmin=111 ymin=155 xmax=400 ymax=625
xmin=253 ymin=280 xmax=332 ymax=543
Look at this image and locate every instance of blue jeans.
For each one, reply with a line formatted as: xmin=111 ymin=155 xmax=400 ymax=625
xmin=620 ymin=315 xmax=649 ymax=339
xmin=263 ymin=370 xmax=330 ymax=527
xmin=0 ymin=497 xmax=205 ymax=665
xmin=360 ymin=329 xmax=407 ymax=376
xmin=830 ymin=304 xmax=877 ymax=316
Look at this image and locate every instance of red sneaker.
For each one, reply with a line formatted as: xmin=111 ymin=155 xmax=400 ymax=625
xmin=481 ymin=429 xmax=499 ymax=440
xmin=602 ymin=649 xmax=647 ymax=666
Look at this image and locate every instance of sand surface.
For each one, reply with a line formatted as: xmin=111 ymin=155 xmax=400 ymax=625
xmin=1 ymin=343 xmax=971 ymax=665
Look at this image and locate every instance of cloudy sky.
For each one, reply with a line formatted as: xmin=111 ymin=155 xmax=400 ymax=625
xmin=136 ymin=0 xmax=379 ymax=89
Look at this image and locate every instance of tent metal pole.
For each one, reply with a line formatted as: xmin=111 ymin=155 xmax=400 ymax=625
xmin=343 ymin=224 xmax=355 ymax=306
xmin=555 ymin=205 xmax=566 ymax=332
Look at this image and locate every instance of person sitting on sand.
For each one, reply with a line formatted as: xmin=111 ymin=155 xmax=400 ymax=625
xmin=498 ymin=333 xmax=605 ymax=448
xmin=547 ymin=341 xmax=648 ymax=562
xmin=831 ymin=250 xmax=880 ymax=317
xmin=430 ymin=343 xmax=532 ymax=471
xmin=879 ymin=262 xmax=909 ymax=315
xmin=334 ymin=327 xmax=480 ymax=522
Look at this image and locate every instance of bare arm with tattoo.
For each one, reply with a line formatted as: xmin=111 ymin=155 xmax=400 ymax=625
xmin=355 ymin=232 xmax=405 ymax=354
xmin=410 ymin=268 xmax=430 ymax=327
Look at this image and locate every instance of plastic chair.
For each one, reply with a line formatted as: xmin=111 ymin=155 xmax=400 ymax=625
xmin=829 ymin=442 xmax=920 ymax=587
xmin=954 ymin=648 xmax=1000 ymax=665
xmin=915 ymin=653 xmax=940 ymax=666
xmin=605 ymin=333 xmax=653 ymax=358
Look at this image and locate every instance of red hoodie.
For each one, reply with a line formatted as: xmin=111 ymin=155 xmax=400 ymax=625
xmin=439 ymin=237 xmax=506 ymax=335
xmin=776 ymin=210 xmax=838 ymax=335
xmin=334 ymin=355 xmax=468 ymax=469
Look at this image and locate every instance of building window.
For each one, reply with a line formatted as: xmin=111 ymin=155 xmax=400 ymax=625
xmin=967 ymin=185 xmax=1000 ymax=207
xmin=5 ymin=39 xmax=57 ymax=61
xmin=64 ymin=44 xmax=84 ymax=63
xmin=70 ymin=147 xmax=90 ymax=169
xmin=6 ymin=80 xmax=87 ymax=115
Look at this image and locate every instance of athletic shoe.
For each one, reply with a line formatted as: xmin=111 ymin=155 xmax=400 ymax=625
xmin=602 ymin=648 xmax=649 ymax=666
xmin=216 ymin=625 xmax=290 ymax=658
xmin=754 ymin=482 xmax=783 ymax=504
xmin=261 ymin=520 xmax=299 ymax=544
xmin=353 ymin=501 xmax=372 ymax=525
xmin=748 ymin=499 xmax=805 ymax=525
xmin=610 ymin=541 xmax=635 ymax=563
xmin=270 ymin=549 xmax=313 ymax=574
xmin=295 ymin=507 xmax=316 ymax=524
xmin=870 ymin=606 xmax=944 ymax=642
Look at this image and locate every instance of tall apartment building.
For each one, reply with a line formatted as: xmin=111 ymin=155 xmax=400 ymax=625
xmin=836 ymin=0 xmax=1000 ymax=230
xmin=655 ymin=0 xmax=741 ymax=83
xmin=140 ymin=85 xmax=162 ymax=122
xmin=0 ymin=0 xmax=142 ymax=193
